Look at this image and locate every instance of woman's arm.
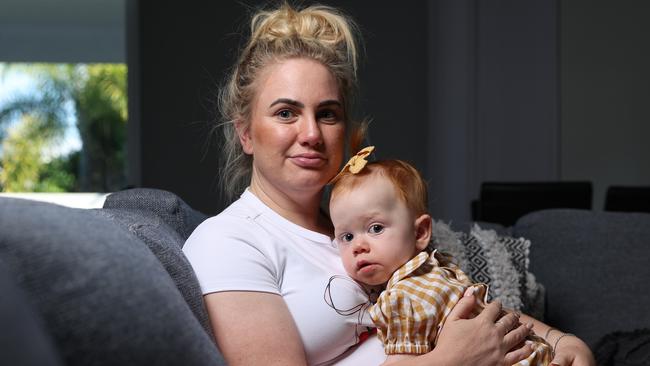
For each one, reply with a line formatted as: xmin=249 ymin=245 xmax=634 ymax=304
xmin=204 ymin=291 xmax=308 ymax=366
xmin=520 ymin=314 xmax=595 ymax=366
xmin=381 ymin=291 xmax=535 ymax=366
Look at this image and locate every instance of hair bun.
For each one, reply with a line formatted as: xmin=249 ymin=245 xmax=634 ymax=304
xmin=249 ymin=4 xmax=358 ymax=73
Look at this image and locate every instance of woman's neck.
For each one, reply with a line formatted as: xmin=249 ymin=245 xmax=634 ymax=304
xmin=248 ymin=178 xmax=332 ymax=236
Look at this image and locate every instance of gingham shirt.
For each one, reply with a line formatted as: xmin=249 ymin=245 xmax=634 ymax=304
xmin=369 ymin=251 xmax=553 ymax=365
xmin=368 ymin=250 xmax=468 ymax=354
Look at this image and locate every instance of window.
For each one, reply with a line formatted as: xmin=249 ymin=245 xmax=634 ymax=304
xmin=0 ymin=62 xmax=127 ymax=194
xmin=0 ymin=1 xmax=126 ymax=207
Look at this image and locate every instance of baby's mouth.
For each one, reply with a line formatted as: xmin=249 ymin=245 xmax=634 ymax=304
xmin=356 ymin=260 xmax=374 ymax=270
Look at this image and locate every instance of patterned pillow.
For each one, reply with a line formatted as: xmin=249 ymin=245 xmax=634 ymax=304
xmin=430 ymin=221 xmax=545 ymax=318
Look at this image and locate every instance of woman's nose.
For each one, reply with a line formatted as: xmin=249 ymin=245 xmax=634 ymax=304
xmin=298 ymin=116 xmax=323 ymax=147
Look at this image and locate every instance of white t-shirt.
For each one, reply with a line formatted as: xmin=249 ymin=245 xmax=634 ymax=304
xmin=183 ymin=190 xmax=386 ymax=366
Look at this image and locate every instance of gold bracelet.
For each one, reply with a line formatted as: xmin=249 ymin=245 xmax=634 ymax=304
xmin=544 ymin=327 xmax=557 ymax=340
xmin=553 ymin=333 xmax=575 ymax=355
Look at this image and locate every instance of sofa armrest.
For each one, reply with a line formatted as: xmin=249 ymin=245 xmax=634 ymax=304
xmin=103 ymin=188 xmax=208 ymax=242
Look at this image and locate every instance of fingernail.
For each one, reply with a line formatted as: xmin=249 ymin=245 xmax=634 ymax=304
xmin=464 ymin=287 xmax=475 ymax=297
xmin=526 ymin=322 xmax=534 ymax=330
xmin=525 ymin=340 xmax=534 ymax=345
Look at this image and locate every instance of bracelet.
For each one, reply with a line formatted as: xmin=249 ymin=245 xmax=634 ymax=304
xmin=544 ymin=327 xmax=558 ymax=340
xmin=553 ymin=333 xmax=575 ymax=355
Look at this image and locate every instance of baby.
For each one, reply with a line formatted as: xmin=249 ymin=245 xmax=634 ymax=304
xmin=328 ymin=149 xmax=552 ymax=365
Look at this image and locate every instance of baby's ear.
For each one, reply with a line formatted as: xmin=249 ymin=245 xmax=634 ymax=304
xmin=414 ymin=214 xmax=432 ymax=251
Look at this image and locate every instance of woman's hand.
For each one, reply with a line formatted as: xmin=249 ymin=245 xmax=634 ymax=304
xmin=433 ymin=289 xmax=534 ymax=366
xmin=549 ymin=334 xmax=595 ymax=366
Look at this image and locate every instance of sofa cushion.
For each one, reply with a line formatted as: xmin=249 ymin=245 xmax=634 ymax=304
xmin=0 ymin=258 xmax=64 ymax=366
xmin=513 ymin=209 xmax=650 ymax=348
xmin=430 ymin=221 xmax=544 ymax=317
xmin=103 ymin=188 xmax=208 ymax=242
xmin=593 ymin=328 xmax=650 ymax=366
xmin=0 ymin=197 xmax=225 ymax=366
xmin=460 ymin=230 xmax=544 ymax=318
xmin=96 ymin=208 xmax=212 ymax=337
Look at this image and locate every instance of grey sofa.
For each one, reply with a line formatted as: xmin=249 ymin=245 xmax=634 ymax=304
xmin=1 ymin=188 xmax=649 ymax=365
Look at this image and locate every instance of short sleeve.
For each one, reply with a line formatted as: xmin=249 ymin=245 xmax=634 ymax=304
xmin=183 ymin=216 xmax=280 ymax=295
xmin=368 ymin=287 xmax=442 ymax=355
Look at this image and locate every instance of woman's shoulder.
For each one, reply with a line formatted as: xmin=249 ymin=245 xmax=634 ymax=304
xmin=188 ymin=194 xmax=262 ymax=242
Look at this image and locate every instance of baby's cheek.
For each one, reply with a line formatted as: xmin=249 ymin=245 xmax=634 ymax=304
xmin=340 ymin=250 xmax=355 ymax=274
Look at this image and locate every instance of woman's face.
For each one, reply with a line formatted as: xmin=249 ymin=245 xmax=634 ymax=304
xmin=239 ymin=58 xmax=345 ymax=197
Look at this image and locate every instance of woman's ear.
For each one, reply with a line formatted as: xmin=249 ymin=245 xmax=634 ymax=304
xmin=235 ymin=119 xmax=253 ymax=154
xmin=414 ymin=214 xmax=432 ymax=251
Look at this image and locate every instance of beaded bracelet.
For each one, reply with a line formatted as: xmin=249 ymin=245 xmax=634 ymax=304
xmin=553 ymin=333 xmax=575 ymax=355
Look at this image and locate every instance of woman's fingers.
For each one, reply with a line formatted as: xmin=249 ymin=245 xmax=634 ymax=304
xmin=477 ymin=300 xmax=503 ymax=322
xmin=503 ymin=322 xmax=533 ymax=350
xmin=504 ymin=341 xmax=534 ymax=365
xmin=494 ymin=311 xmax=520 ymax=335
xmin=445 ymin=289 xmax=477 ymax=321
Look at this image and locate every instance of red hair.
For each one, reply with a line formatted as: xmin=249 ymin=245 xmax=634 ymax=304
xmin=330 ymin=159 xmax=428 ymax=215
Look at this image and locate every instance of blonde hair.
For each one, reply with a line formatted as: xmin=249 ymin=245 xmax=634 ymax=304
xmin=330 ymin=160 xmax=429 ymax=216
xmin=218 ymin=2 xmax=364 ymax=202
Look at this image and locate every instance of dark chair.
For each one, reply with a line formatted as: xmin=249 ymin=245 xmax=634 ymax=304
xmin=604 ymin=186 xmax=650 ymax=213
xmin=472 ymin=181 xmax=592 ymax=226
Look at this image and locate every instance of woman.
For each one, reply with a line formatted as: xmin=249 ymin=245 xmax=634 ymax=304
xmin=183 ymin=3 xmax=595 ymax=365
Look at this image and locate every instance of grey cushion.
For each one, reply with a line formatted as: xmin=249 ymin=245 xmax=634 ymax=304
xmin=103 ymin=188 xmax=208 ymax=242
xmin=0 ymin=258 xmax=64 ymax=366
xmin=0 ymin=197 xmax=224 ymax=366
xmin=593 ymin=328 xmax=650 ymax=366
xmin=96 ymin=208 xmax=212 ymax=337
xmin=513 ymin=209 xmax=650 ymax=348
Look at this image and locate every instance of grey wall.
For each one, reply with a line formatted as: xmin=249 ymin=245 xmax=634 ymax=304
xmin=129 ymin=1 xmax=430 ymax=215
xmin=428 ymin=1 xmax=559 ymax=222
xmin=128 ymin=0 xmax=561 ymax=218
xmin=0 ymin=0 xmax=124 ymax=63
xmin=3 ymin=0 xmax=648 ymax=220
xmin=561 ymin=0 xmax=650 ymax=210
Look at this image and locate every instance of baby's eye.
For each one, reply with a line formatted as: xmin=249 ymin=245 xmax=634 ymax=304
xmin=368 ymin=224 xmax=384 ymax=234
xmin=340 ymin=233 xmax=354 ymax=243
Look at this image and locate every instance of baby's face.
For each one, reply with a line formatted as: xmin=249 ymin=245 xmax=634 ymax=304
xmin=330 ymin=174 xmax=421 ymax=286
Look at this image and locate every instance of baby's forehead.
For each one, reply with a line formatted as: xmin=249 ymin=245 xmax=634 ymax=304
xmin=330 ymin=173 xmax=401 ymax=207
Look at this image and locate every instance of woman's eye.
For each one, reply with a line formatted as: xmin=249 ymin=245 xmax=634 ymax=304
xmin=341 ymin=233 xmax=354 ymax=242
xmin=369 ymin=224 xmax=384 ymax=234
xmin=317 ymin=109 xmax=340 ymax=123
xmin=277 ymin=109 xmax=294 ymax=120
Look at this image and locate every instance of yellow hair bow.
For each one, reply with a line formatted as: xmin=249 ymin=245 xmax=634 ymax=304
xmin=330 ymin=146 xmax=375 ymax=183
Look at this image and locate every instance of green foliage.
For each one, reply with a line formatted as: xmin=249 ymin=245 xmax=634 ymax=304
xmin=37 ymin=151 xmax=80 ymax=192
xmin=0 ymin=63 xmax=127 ymax=192
xmin=0 ymin=116 xmax=47 ymax=191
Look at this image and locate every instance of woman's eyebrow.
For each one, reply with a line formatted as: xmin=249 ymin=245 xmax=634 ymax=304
xmin=269 ymin=98 xmax=304 ymax=108
xmin=318 ymin=100 xmax=342 ymax=108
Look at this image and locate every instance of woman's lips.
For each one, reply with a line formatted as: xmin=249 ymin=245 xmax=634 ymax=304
xmin=290 ymin=153 xmax=326 ymax=168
